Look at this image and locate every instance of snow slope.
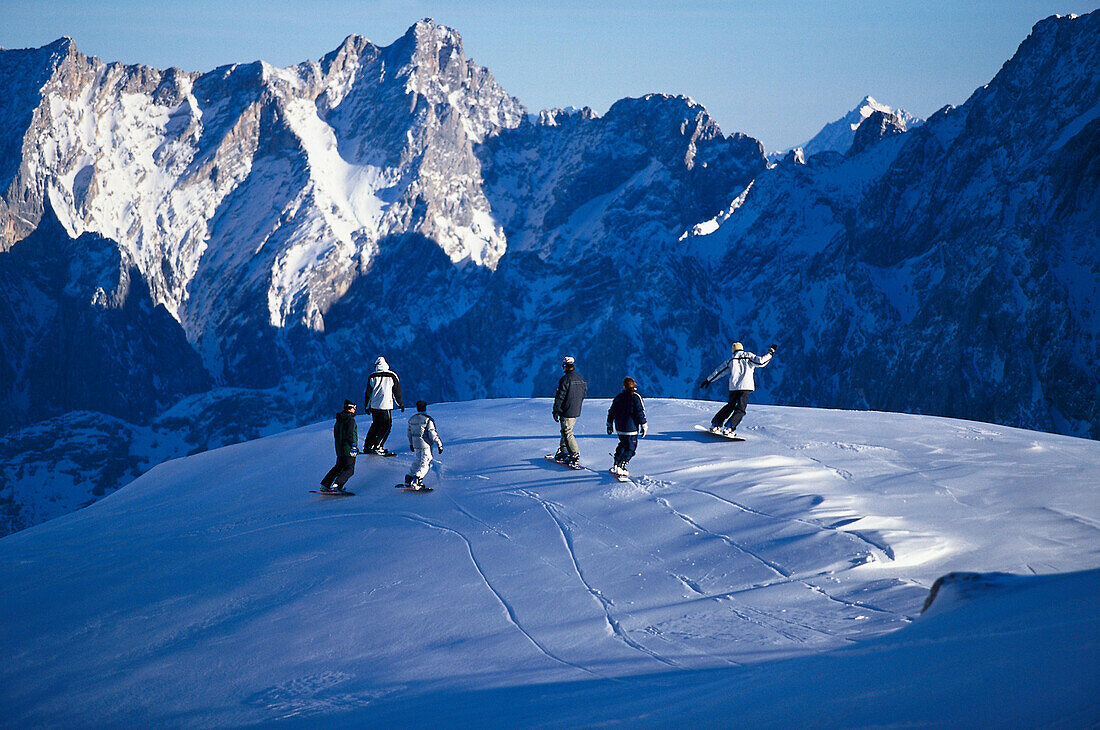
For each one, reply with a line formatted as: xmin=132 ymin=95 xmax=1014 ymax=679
xmin=1 ymin=399 xmax=1097 ymax=727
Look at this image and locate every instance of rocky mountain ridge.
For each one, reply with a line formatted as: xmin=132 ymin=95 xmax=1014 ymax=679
xmin=1 ymin=12 xmax=1098 ymax=534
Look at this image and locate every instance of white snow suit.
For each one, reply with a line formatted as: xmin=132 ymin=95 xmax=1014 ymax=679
xmin=407 ymin=412 xmax=443 ymax=482
xmin=706 ymin=350 xmax=773 ymax=391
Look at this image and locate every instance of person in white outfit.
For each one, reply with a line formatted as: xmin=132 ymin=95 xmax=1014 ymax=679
xmin=363 ymin=356 xmax=404 ymax=454
xmin=405 ymin=400 xmax=443 ymax=489
xmin=700 ymin=341 xmax=777 ymax=435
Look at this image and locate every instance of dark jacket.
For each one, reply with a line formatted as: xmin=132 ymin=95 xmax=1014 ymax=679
xmin=333 ymin=410 xmax=358 ymax=457
xmin=607 ymin=390 xmax=647 ymax=434
xmin=553 ymin=368 xmax=587 ymax=418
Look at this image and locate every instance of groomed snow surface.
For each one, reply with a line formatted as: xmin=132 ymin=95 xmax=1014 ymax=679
xmin=2 ymin=398 xmax=1098 ymax=727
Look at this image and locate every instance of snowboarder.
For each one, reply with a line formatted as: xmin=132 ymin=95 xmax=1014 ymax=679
xmin=320 ymin=400 xmax=358 ymax=493
xmin=606 ymin=376 xmax=647 ymax=478
xmin=700 ymin=342 xmax=777 ymax=436
xmin=552 ymin=355 xmax=587 ymax=467
xmin=404 ymin=400 xmax=443 ymax=490
xmin=363 ymin=356 xmax=404 ymax=455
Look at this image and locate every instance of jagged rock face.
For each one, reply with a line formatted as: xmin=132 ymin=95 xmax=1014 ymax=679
xmin=0 ymin=204 xmax=211 ymax=431
xmin=483 ymin=94 xmax=765 ymax=252
xmin=0 ymin=13 xmax=1099 ymax=534
xmin=0 ymin=20 xmax=526 ymax=390
xmin=848 ymin=110 xmax=908 ymax=156
xmin=316 ymin=92 xmax=767 ymax=405
xmin=686 ymin=11 xmax=1100 ymax=438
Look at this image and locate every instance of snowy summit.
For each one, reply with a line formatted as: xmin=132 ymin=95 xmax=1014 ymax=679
xmin=796 ymin=95 xmax=922 ymax=158
xmin=2 ymin=399 xmax=1097 ymax=726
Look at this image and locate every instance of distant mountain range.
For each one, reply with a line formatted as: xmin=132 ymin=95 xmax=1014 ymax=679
xmin=1 ymin=12 xmax=1097 ymax=534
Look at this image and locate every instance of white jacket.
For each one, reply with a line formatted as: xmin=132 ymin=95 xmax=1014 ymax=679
xmin=407 ymin=412 xmax=442 ymax=451
xmin=366 ymin=357 xmax=403 ymax=410
xmin=707 ymin=351 xmax=772 ymax=391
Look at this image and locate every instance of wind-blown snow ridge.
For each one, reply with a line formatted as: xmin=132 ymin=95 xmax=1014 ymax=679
xmin=1 ymin=399 xmax=1097 ymax=727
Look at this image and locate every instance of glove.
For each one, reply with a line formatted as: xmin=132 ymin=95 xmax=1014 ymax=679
xmin=553 ymin=413 xmax=560 ymax=422
xmin=607 ymin=424 xmax=613 ymax=435
xmin=350 ymin=446 xmax=359 ymax=457
xmin=410 ymin=444 xmax=415 ymax=452
xmin=769 ymin=344 xmax=778 ymax=353
xmin=437 ymin=444 xmax=443 ymax=454
xmin=400 ymin=406 xmax=405 ymax=412
xmin=639 ymin=424 xmax=647 ymax=438
xmin=699 ymin=379 xmax=709 ymax=388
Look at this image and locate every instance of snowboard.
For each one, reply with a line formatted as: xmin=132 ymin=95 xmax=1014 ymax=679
xmin=362 ymin=449 xmax=398 ymax=457
xmin=544 ymin=454 xmax=584 ymax=470
xmin=394 ymin=484 xmax=433 ymax=492
xmin=694 ymin=425 xmax=746 ymax=441
xmin=310 ymin=490 xmax=356 ymax=496
xmin=606 ymin=453 xmax=632 ymax=482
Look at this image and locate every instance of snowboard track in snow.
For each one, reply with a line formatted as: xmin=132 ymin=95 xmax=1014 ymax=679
xmin=515 ymin=487 xmax=682 ymax=669
xmin=228 ymin=509 xmax=598 ymax=678
xmin=386 ymin=510 xmax=600 ymax=678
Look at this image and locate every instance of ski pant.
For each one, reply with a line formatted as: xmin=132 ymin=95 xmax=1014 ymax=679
xmin=558 ymin=416 xmax=579 ymax=456
xmin=712 ymin=390 xmax=751 ymax=430
xmin=614 ymin=434 xmax=638 ymax=465
xmin=363 ymin=408 xmax=392 ymax=451
xmin=408 ymin=446 xmax=433 ymax=481
xmin=321 ymin=453 xmax=356 ymax=488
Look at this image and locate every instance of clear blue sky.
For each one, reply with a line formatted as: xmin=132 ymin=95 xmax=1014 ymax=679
xmin=2 ymin=1 xmax=1095 ymax=151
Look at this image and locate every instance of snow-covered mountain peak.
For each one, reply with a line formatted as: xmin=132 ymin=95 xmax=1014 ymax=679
xmin=855 ymin=95 xmax=884 ymax=119
xmin=381 ymin=18 xmax=505 ymax=116
xmin=400 ymin=17 xmax=466 ymax=57
xmin=851 ymin=96 xmax=914 ymax=129
xmin=848 ymin=109 xmax=909 ymax=156
xmin=608 ymin=93 xmax=715 ymax=128
xmin=963 ymin=10 xmax=1099 ymax=155
xmin=41 ymin=36 xmax=77 ymax=62
xmin=391 ymin=19 xmax=464 ymax=82
xmin=800 ymin=95 xmax=922 ymax=157
xmin=536 ymin=106 xmax=596 ymax=126
xmin=782 ymin=147 xmax=806 ymax=165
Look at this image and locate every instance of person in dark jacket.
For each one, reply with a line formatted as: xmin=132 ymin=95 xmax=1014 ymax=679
xmin=320 ymin=400 xmax=359 ymax=493
xmin=552 ymin=355 xmax=588 ymax=466
xmin=606 ymin=377 xmax=647 ymax=477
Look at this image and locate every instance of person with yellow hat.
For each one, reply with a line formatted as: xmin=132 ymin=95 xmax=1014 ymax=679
xmin=700 ymin=341 xmax=777 ymax=437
